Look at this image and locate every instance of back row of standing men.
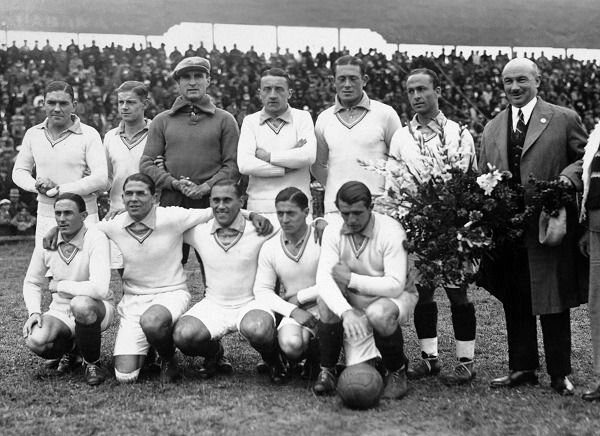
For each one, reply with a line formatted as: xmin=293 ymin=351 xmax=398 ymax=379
xmin=13 ymin=54 xmax=600 ymax=401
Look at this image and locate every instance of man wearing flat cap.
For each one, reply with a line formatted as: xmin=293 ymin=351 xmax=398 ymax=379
xmin=140 ymin=56 xmax=240 ymax=263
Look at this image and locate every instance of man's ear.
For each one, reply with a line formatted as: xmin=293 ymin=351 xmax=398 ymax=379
xmin=362 ymin=75 xmax=369 ymax=87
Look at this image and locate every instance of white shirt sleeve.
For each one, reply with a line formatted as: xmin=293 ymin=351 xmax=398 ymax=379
xmin=22 ymin=248 xmax=48 ymax=316
xmin=12 ymin=130 xmax=38 ymax=193
xmin=56 ymin=232 xmax=111 ymax=300
xmin=316 ymin=225 xmax=353 ymax=318
xmin=270 ymin=112 xmax=317 ymax=169
xmin=253 ymin=244 xmax=298 ymax=317
xmin=60 ymin=130 xmax=109 ymax=195
xmin=348 ymin=222 xmax=408 ymax=298
xmin=237 ymin=117 xmax=285 ymax=177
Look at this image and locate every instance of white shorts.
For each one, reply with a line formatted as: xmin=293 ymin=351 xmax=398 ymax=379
xmin=35 ymin=212 xmax=99 ymax=248
xmin=46 ymin=298 xmax=115 ymax=336
xmin=278 ymin=304 xmax=319 ymax=336
xmin=183 ymin=298 xmax=274 ymax=340
xmin=113 ymin=289 xmax=191 ymax=356
xmin=343 ymin=322 xmax=381 ymax=366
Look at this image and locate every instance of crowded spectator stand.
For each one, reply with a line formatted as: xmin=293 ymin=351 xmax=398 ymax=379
xmin=1 ymin=40 xmax=599 ymax=221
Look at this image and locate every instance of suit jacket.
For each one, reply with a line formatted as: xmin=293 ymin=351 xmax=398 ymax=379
xmin=478 ymin=98 xmax=588 ymax=314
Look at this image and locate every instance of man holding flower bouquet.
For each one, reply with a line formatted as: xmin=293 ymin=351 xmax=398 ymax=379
xmin=479 ymin=58 xmax=587 ymax=396
xmin=389 ymin=68 xmax=478 ymax=385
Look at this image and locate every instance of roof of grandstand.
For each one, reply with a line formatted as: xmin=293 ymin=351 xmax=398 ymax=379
xmin=3 ymin=0 xmax=599 ymax=48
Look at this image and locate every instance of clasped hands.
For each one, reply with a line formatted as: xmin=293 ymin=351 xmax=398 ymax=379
xmin=35 ymin=177 xmax=59 ymax=197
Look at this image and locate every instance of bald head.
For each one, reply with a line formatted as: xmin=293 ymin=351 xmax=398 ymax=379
xmin=502 ymin=58 xmax=540 ymax=108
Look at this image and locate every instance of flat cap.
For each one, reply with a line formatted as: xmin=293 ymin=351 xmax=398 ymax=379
xmin=172 ymin=56 xmax=211 ymax=79
xmin=0 ymin=199 xmax=10 ymax=206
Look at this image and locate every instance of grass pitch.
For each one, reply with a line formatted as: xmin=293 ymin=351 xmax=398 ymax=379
xmin=1 ymin=241 xmax=599 ymax=435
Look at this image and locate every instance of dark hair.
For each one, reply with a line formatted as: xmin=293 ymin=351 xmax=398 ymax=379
xmin=275 ymin=187 xmax=309 ymax=210
xmin=55 ymin=192 xmax=86 ymax=213
xmin=261 ymin=68 xmax=291 ymax=87
xmin=123 ymin=173 xmax=156 ymax=195
xmin=335 ymin=181 xmax=372 ymax=208
xmin=44 ymin=81 xmax=75 ymax=101
xmin=116 ymin=81 xmax=149 ymax=100
xmin=407 ymin=68 xmax=440 ymax=88
xmin=334 ymin=55 xmax=366 ymax=76
xmin=211 ymin=179 xmax=243 ymax=198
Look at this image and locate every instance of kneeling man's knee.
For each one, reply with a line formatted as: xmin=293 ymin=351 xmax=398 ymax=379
xmin=70 ymin=296 xmax=101 ymax=324
xmin=240 ymin=310 xmax=274 ymax=344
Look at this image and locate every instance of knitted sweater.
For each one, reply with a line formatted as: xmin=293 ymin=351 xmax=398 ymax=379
xmin=140 ymin=95 xmax=239 ymax=190
xmin=237 ymin=107 xmax=316 ymax=213
xmin=12 ymin=117 xmax=108 ymax=217
xmin=311 ymin=94 xmax=400 ymax=213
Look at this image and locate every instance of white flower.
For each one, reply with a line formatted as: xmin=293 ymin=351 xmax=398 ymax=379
xmin=476 ymin=167 xmax=503 ymax=196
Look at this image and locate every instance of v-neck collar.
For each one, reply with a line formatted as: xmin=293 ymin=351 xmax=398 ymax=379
xmin=280 ymin=226 xmax=311 ymax=263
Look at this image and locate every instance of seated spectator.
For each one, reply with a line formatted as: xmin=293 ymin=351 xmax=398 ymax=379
xmin=0 ymin=198 xmax=13 ymax=236
xmin=11 ymin=206 xmax=36 ymax=235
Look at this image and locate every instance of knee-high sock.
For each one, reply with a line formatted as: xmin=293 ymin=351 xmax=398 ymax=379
xmin=317 ymin=321 xmax=343 ymax=369
xmin=75 ymin=318 xmax=102 ymax=363
xmin=414 ymin=301 xmax=438 ymax=356
xmin=451 ymin=302 xmax=476 ymax=360
xmin=305 ymin=336 xmax=320 ymax=364
xmin=199 ymin=339 xmax=222 ymax=359
xmin=252 ymin=337 xmax=280 ymax=366
xmin=374 ymin=327 xmax=407 ymax=372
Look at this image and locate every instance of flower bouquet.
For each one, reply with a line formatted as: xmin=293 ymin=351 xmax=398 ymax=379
xmin=527 ymin=177 xmax=576 ymax=246
xmin=361 ymin=128 xmax=529 ymax=291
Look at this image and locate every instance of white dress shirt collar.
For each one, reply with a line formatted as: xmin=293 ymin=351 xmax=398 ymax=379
xmin=511 ymin=96 xmax=538 ymax=129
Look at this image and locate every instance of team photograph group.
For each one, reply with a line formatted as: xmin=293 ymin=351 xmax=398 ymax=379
xmin=6 ymin=43 xmax=600 ymax=414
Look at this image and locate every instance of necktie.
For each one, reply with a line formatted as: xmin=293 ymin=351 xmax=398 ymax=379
xmin=515 ymin=109 xmax=526 ymax=137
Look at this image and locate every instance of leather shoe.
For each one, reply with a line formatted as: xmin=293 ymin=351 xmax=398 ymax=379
xmin=582 ymin=384 xmax=600 ymax=401
xmin=490 ymin=370 xmax=538 ymax=388
xmin=550 ymin=376 xmax=574 ymax=396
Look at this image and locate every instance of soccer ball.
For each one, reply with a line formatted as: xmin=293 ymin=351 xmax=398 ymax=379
xmin=336 ymin=363 xmax=384 ymax=410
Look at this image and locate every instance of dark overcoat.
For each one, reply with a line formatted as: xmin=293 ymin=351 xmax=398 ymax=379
xmin=478 ymin=98 xmax=588 ymax=315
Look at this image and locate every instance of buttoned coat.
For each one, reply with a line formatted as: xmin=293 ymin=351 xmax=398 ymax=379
xmin=478 ymin=98 xmax=588 ymax=314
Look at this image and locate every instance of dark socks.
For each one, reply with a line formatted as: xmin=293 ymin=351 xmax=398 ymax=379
xmin=317 ymin=321 xmax=343 ymax=368
xmin=451 ymin=302 xmax=476 ymax=342
xmin=414 ymin=301 xmax=438 ymax=339
xmin=374 ymin=327 xmax=407 ymax=372
xmin=75 ymin=318 xmax=101 ymax=363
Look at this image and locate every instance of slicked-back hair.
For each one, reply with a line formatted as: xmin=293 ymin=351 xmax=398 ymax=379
xmin=334 ymin=55 xmax=366 ymax=76
xmin=211 ymin=179 xmax=243 ymax=198
xmin=116 ymin=81 xmax=149 ymax=100
xmin=275 ymin=187 xmax=309 ymax=210
xmin=55 ymin=192 xmax=86 ymax=213
xmin=261 ymin=68 xmax=291 ymax=87
xmin=44 ymin=81 xmax=75 ymax=101
xmin=123 ymin=173 xmax=156 ymax=195
xmin=407 ymin=68 xmax=440 ymax=88
xmin=335 ymin=181 xmax=372 ymax=209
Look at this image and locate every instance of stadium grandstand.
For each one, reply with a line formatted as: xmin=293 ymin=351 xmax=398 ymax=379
xmin=1 ymin=0 xmax=599 ymax=233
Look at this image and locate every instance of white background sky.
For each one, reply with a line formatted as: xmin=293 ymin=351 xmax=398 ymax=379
xmin=2 ymin=22 xmax=600 ymax=60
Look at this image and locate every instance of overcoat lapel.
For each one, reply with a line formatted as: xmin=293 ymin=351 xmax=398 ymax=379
xmin=493 ymin=109 xmax=509 ymax=169
xmin=522 ymin=99 xmax=553 ymax=157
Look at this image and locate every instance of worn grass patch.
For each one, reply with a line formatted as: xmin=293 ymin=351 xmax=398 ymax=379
xmin=1 ymin=241 xmax=599 ymax=435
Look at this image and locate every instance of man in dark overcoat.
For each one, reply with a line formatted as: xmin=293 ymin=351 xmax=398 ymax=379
xmin=478 ymin=58 xmax=588 ymax=395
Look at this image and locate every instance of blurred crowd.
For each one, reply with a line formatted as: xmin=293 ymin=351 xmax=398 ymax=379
xmin=2 ymin=38 xmax=600 ymax=217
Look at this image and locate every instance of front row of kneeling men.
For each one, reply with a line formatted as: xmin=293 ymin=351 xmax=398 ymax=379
xmin=22 ymin=173 xmax=416 ymax=398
